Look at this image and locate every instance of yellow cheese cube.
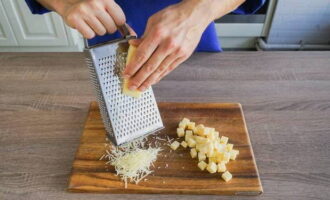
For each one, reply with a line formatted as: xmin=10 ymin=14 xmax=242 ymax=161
xmin=215 ymin=143 xmax=225 ymax=153
xmin=197 ymin=161 xmax=207 ymax=171
xmin=185 ymin=130 xmax=193 ymax=142
xmin=206 ymin=162 xmax=217 ymax=173
xmin=209 ymin=157 xmax=217 ymax=163
xmin=221 ymin=171 xmax=232 ymax=182
xmin=187 ymin=137 xmax=196 ymax=148
xmin=170 ymin=141 xmax=180 ymax=150
xmin=192 ymin=127 xmax=198 ymax=135
xmin=220 ymin=136 xmax=229 ymax=144
xmin=187 ymin=122 xmax=196 ymax=130
xmin=194 ymin=136 xmax=207 ymax=144
xmin=198 ymin=145 xmax=208 ymax=154
xmin=230 ymin=149 xmax=239 ymax=160
xmin=206 ymin=143 xmax=215 ymax=157
xmin=181 ymin=141 xmax=188 ymax=148
xmin=181 ymin=117 xmax=190 ymax=124
xmin=215 ymin=152 xmax=224 ymax=163
xmin=217 ymin=161 xmax=226 ymax=172
xmin=198 ymin=152 xmax=206 ymax=161
xmin=177 ymin=127 xmax=185 ymax=137
xmin=178 ymin=121 xmax=187 ymax=129
xmin=223 ymin=152 xmax=230 ymax=163
xmin=226 ymin=143 xmax=234 ymax=152
xmin=203 ymin=127 xmax=212 ymax=136
xmin=190 ymin=148 xmax=197 ymax=158
xmin=196 ymin=124 xmax=205 ymax=136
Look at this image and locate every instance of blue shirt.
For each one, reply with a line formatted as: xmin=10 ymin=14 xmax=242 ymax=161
xmin=25 ymin=0 xmax=265 ymax=52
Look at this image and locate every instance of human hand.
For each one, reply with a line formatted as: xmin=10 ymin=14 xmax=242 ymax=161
xmin=55 ymin=0 xmax=126 ymax=39
xmin=123 ymin=0 xmax=214 ymax=92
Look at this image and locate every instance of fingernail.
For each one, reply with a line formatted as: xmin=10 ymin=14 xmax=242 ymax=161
xmin=139 ymin=86 xmax=146 ymax=92
xmin=122 ymin=74 xmax=129 ymax=79
xmin=129 ymin=85 xmax=137 ymax=90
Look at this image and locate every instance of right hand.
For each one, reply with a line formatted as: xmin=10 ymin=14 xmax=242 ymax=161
xmin=56 ymin=0 xmax=126 ymax=39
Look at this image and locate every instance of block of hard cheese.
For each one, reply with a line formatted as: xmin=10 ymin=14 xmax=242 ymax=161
xmin=122 ymin=45 xmax=141 ymax=98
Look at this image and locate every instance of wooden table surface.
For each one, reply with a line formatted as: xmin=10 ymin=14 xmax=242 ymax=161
xmin=0 ymin=52 xmax=329 ymax=200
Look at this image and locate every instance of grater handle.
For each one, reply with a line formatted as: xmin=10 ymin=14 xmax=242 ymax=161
xmin=84 ymin=23 xmax=134 ymax=48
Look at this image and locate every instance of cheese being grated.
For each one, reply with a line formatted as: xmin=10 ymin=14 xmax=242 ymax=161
xmin=104 ymin=137 xmax=161 ymax=188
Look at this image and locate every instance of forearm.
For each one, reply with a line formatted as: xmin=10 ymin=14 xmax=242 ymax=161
xmin=186 ymin=0 xmax=246 ymax=22
xmin=35 ymin=0 xmax=78 ymax=15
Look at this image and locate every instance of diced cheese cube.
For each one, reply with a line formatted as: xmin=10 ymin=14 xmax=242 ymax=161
xmin=185 ymin=130 xmax=193 ymax=142
xmin=226 ymin=143 xmax=234 ymax=152
xmin=196 ymin=124 xmax=205 ymax=136
xmin=181 ymin=118 xmax=190 ymax=124
xmin=181 ymin=141 xmax=188 ymax=148
xmin=203 ymin=127 xmax=212 ymax=136
xmin=194 ymin=136 xmax=207 ymax=144
xmin=206 ymin=162 xmax=217 ymax=173
xmin=192 ymin=127 xmax=198 ymax=135
xmin=187 ymin=137 xmax=196 ymax=148
xmin=197 ymin=161 xmax=207 ymax=171
xmin=178 ymin=121 xmax=187 ymax=129
xmin=209 ymin=157 xmax=217 ymax=163
xmin=187 ymin=122 xmax=196 ymax=130
xmin=217 ymin=161 xmax=226 ymax=172
xmin=198 ymin=145 xmax=208 ymax=154
xmin=213 ymin=131 xmax=220 ymax=139
xmin=220 ymin=136 xmax=229 ymax=144
xmin=170 ymin=141 xmax=180 ymax=150
xmin=215 ymin=152 xmax=224 ymax=163
xmin=177 ymin=127 xmax=185 ymax=137
xmin=198 ymin=152 xmax=206 ymax=161
xmin=215 ymin=143 xmax=225 ymax=153
xmin=221 ymin=171 xmax=232 ymax=182
xmin=223 ymin=152 xmax=230 ymax=163
xmin=230 ymin=149 xmax=239 ymax=160
xmin=190 ymin=148 xmax=197 ymax=158
xmin=206 ymin=143 xmax=215 ymax=157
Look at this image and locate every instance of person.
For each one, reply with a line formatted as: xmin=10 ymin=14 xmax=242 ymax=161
xmin=25 ymin=0 xmax=265 ymax=92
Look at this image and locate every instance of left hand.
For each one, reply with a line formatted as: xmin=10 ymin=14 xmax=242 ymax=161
xmin=123 ymin=0 xmax=213 ymax=92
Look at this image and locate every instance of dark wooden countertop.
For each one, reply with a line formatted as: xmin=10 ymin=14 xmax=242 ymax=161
xmin=0 ymin=52 xmax=329 ymax=200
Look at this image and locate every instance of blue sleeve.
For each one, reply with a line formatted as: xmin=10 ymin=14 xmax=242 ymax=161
xmin=232 ymin=0 xmax=266 ymax=14
xmin=25 ymin=0 xmax=51 ymax=14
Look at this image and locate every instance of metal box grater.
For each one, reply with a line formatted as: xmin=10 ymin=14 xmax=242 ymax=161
xmin=84 ymin=25 xmax=164 ymax=146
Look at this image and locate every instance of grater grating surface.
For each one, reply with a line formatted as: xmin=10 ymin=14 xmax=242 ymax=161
xmin=85 ymin=32 xmax=163 ymax=146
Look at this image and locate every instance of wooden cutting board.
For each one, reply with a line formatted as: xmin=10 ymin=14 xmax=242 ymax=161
xmin=68 ymin=102 xmax=262 ymax=195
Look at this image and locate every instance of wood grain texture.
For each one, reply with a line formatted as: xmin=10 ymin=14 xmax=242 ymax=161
xmin=68 ymin=102 xmax=262 ymax=195
xmin=0 ymin=52 xmax=330 ymax=200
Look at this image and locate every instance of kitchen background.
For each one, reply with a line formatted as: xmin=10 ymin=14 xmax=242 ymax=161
xmin=0 ymin=0 xmax=330 ymax=52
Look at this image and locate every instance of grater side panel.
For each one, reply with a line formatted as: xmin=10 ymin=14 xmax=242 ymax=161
xmin=84 ymin=50 xmax=116 ymax=143
xmin=85 ymin=40 xmax=164 ymax=146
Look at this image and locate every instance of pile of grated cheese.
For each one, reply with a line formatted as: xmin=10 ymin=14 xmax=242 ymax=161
xmin=102 ymin=137 xmax=162 ymax=188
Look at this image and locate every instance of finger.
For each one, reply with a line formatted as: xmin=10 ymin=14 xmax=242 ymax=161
xmin=105 ymin=1 xmax=126 ymax=26
xmin=75 ymin=19 xmax=95 ymax=39
xmin=137 ymin=53 xmax=178 ymax=91
xmin=96 ymin=12 xmax=117 ymax=33
xmin=128 ymin=44 xmax=173 ymax=90
xmin=123 ymin=35 xmax=160 ymax=78
xmin=155 ymin=57 xmax=186 ymax=84
xmin=84 ymin=16 xmax=106 ymax=36
xmin=129 ymin=38 xmax=142 ymax=46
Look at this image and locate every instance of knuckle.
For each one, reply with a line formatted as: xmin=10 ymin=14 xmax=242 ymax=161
xmin=157 ymin=65 xmax=167 ymax=73
xmin=136 ymin=51 xmax=147 ymax=62
xmin=144 ymin=64 xmax=155 ymax=73
xmin=166 ymin=37 xmax=177 ymax=49
xmin=153 ymin=25 xmax=165 ymax=38
xmin=177 ymin=47 xmax=187 ymax=57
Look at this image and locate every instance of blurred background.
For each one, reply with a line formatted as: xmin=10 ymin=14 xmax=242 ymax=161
xmin=0 ymin=0 xmax=329 ymax=52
